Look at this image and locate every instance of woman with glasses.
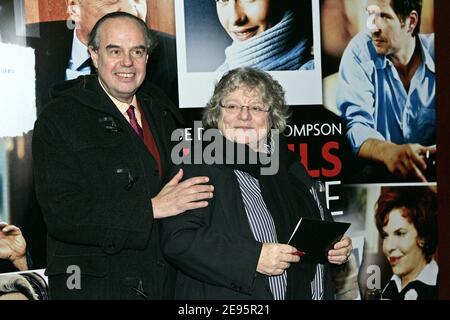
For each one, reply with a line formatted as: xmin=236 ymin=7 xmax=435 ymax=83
xmin=160 ymin=67 xmax=352 ymax=299
xmin=214 ymin=0 xmax=315 ymax=72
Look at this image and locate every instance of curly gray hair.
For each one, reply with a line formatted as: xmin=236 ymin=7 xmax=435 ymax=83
xmin=203 ymin=67 xmax=291 ymax=131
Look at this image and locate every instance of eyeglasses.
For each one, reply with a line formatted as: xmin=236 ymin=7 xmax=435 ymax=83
xmin=220 ymin=104 xmax=270 ymax=116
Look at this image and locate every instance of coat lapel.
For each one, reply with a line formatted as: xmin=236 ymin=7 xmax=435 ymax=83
xmin=217 ymin=167 xmax=259 ymax=241
xmin=74 ymin=76 xmax=174 ymax=183
xmin=138 ymin=95 xmax=168 ymax=174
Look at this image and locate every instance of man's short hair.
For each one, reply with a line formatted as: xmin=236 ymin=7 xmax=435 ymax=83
xmin=88 ymin=11 xmax=156 ymax=53
xmin=391 ymin=0 xmax=423 ymax=36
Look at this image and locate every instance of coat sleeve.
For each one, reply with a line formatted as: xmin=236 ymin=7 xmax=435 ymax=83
xmin=32 ymin=115 xmax=152 ymax=254
xmin=160 ymin=167 xmax=262 ymax=295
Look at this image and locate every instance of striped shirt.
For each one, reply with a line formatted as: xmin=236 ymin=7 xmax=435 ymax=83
xmin=234 ymin=170 xmax=325 ymax=300
xmin=234 ymin=170 xmax=287 ymax=300
xmin=309 ymin=183 xmax=325 ymax=300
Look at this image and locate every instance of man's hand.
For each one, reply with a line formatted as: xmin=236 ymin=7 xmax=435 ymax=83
xmin=359 ymin=139 xmax=436 ymax=182
xmin=383 ymin=144 xmax=436 ymax=182
xmin=328 ymin=235 xmax=352 ymax=265
xmin=256 ymin=243 xmax=300 ymax=276
xmin=0 ymin=222 xmax=28 ymax=271
xmin=151 ymin=169 xmax=214 ymax=219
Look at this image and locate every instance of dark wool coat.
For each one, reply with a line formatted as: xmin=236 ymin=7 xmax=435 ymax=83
xmin=160 ymin=140 xmax=336 ymax=300
xmin=32 ymin=75 xmax=181 ymax=299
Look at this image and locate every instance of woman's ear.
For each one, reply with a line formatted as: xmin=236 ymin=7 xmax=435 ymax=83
xmin=418 ymin=237 xmax=425 ymax=248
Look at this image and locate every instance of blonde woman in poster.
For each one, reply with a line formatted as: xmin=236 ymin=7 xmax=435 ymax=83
xmin=215 ymin=0 xmax=314 ymax=72
xmin=375 ymin=187 xmax=438 ymax=300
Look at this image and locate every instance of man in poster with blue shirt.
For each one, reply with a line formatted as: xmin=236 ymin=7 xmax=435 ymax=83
xmin=337 ymin=0 xmax=435 ymax=182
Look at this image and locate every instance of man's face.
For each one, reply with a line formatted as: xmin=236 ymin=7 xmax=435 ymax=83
xmin=90 ymin=17 xmax=148 ymax=103
xmin=366 ymin=0 xmax=412 ymax=56
xmin=71 ymin=0 xmax=147 ymax=44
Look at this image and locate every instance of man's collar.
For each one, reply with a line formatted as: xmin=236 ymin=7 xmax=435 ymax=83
xmin=418 ymin=34 xmax=435 ymax=73
xmin=98 ymin=78 xmax=137 ymax=114
xmin=374 ymin=35 xmax=435 ymax=72
xmin=70 ymin=29 xmax=91 ymax=70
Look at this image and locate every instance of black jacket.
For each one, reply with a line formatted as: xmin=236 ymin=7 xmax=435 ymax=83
xmin=32 ymin=75 xmax=181 ymax=299
xmin=160 ymin=140 xmax=336 ymax=299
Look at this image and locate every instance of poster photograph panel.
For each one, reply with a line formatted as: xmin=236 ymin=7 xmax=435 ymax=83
xmin=175 ymin=0 xmax=323 ymax=108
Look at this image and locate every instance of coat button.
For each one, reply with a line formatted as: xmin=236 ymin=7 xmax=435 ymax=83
xmin=157 ymin=261 xmax=165 ymax=267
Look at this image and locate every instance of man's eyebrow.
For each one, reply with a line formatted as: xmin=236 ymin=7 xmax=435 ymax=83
xmin=105 ymin=44 xmax=121 ymax=50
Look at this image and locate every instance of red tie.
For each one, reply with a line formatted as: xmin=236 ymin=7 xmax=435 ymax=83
xmin=126 ymin=105 xmax=143 ymax=140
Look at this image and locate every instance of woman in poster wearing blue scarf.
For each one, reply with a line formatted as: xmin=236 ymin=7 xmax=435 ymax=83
xmin=215 ymin=0 xmax=315 ymax=72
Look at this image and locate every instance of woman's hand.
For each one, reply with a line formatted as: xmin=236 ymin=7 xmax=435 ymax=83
xmin=328 ymin=235 xmax=352 ymax=265
xmin=257 ymin=243 xmax=301 ymax=276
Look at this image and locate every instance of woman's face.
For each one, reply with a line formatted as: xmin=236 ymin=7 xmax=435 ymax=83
xmin=381 ymin=208 xmax=427 ymax=284
xmin=218 ymin=86 xmax=269 ymax=151
xmin=216 ymin=0 xmax=275 ymax=42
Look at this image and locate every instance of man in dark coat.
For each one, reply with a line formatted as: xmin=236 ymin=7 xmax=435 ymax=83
xmin=32 ymin=12 xmax=213 ymax=299
xmin=0 ymin=0 xmax=178 ymax=273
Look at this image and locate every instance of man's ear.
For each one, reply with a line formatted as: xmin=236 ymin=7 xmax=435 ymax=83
xmin=67 ymin=0 xmax=82 ymax=27
xmin=406 ymin=10 xmax=419 ymax=34
xmin=88 ymin=46 xmax=99 ymax=68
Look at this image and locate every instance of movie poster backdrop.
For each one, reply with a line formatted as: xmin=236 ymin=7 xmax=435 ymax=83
xmin=0 ymin=0 xmax=439 ymax=300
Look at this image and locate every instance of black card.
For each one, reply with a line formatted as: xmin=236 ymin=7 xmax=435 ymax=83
xmin=288 ymin=218 xmax=351 ymax=264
